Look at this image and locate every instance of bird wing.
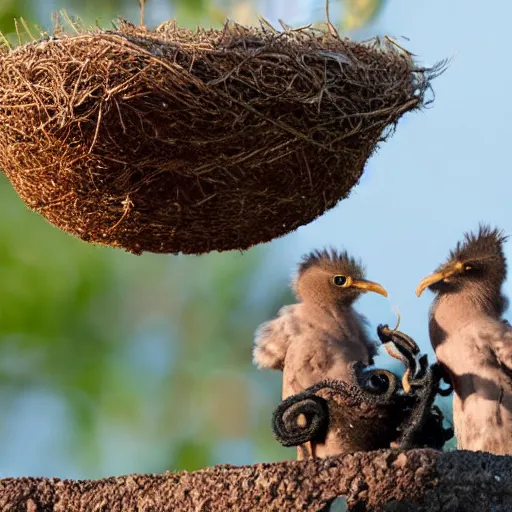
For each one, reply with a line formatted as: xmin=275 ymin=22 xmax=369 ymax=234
xmin=490 ymin=322 xmax=512 ymax=378
xmin=353 ymin=310 xmax=379 ymax=364
xmin=450 ymin=320 xmax=512 ymax=453
xmin=253 ymin=304 xmax=299 ymax=370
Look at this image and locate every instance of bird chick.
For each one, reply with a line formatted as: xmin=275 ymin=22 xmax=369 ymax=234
xmin=254 ymin=248 xmax=388 ymax=397
xmin=253 ymin=248 xmax=387 ymax=458
xmin=416 ymin=225 xmax=512 ymax=454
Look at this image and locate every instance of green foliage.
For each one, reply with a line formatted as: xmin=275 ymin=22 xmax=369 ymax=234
xmin=0 ymin=0 xmax=449 ymax=480
xmin=0 ymin=167 xmax=292 ymax=475
xmin=343 ymin=0 xmax=385 ymax=30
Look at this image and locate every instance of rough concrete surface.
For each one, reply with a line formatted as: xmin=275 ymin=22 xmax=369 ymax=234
xmin=0 ymin=449 xmax=511 ymax=511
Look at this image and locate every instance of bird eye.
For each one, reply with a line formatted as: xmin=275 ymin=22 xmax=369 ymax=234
xmin=333 ymin=275 xmax=349 ymax=287
xmin=465 ymin=265 xmax=472 ymax=271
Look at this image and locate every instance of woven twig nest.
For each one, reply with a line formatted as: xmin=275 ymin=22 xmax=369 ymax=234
xmin=0 ymin=19 xmax=444 ymax=254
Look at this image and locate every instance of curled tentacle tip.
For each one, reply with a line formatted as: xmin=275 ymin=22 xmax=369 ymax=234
xmin=401 ymin=368 xmax=412 ymax=394
xmin=377 ymin=323 xmax=393 ymax=343
xmin=384 ymin=342 xmax=407 ymax=363
xmin=271 ymin=394 xmax=329 ymax=447
xmin=391 ymin=305 xmax=401 ymax=331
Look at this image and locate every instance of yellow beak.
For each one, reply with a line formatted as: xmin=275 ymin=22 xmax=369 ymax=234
xmin=415 ymin=262 xmax=464 ymax=297
xmin=351 ymin=280 xmax=388 ymax=297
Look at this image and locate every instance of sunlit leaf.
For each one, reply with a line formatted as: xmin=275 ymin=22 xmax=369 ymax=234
xmin=342 ymin=0 xmax=386 ymax=30
xmin=231 ymin=0 xmax=257 ymax=25
xmin=208 ymin=4 xmax=228 ymax=26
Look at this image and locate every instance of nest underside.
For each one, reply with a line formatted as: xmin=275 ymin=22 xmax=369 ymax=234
xmin=0 ymin=19 xmax=444 ymax=254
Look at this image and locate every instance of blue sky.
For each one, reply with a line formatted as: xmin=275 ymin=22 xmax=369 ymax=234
xmin=268 ymin=0 xmax=512 ymax=361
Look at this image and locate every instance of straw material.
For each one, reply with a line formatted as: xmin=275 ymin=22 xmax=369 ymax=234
xmin=0 ymin=19 xmax=445 ymax=254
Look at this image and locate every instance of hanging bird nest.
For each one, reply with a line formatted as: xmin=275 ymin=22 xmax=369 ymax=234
xmin=0 ymin=18 xmax=445 ymax=254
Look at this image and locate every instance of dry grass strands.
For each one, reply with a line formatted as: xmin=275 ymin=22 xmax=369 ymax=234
xmin=0 ymin=18 xmax=446 ymax=254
